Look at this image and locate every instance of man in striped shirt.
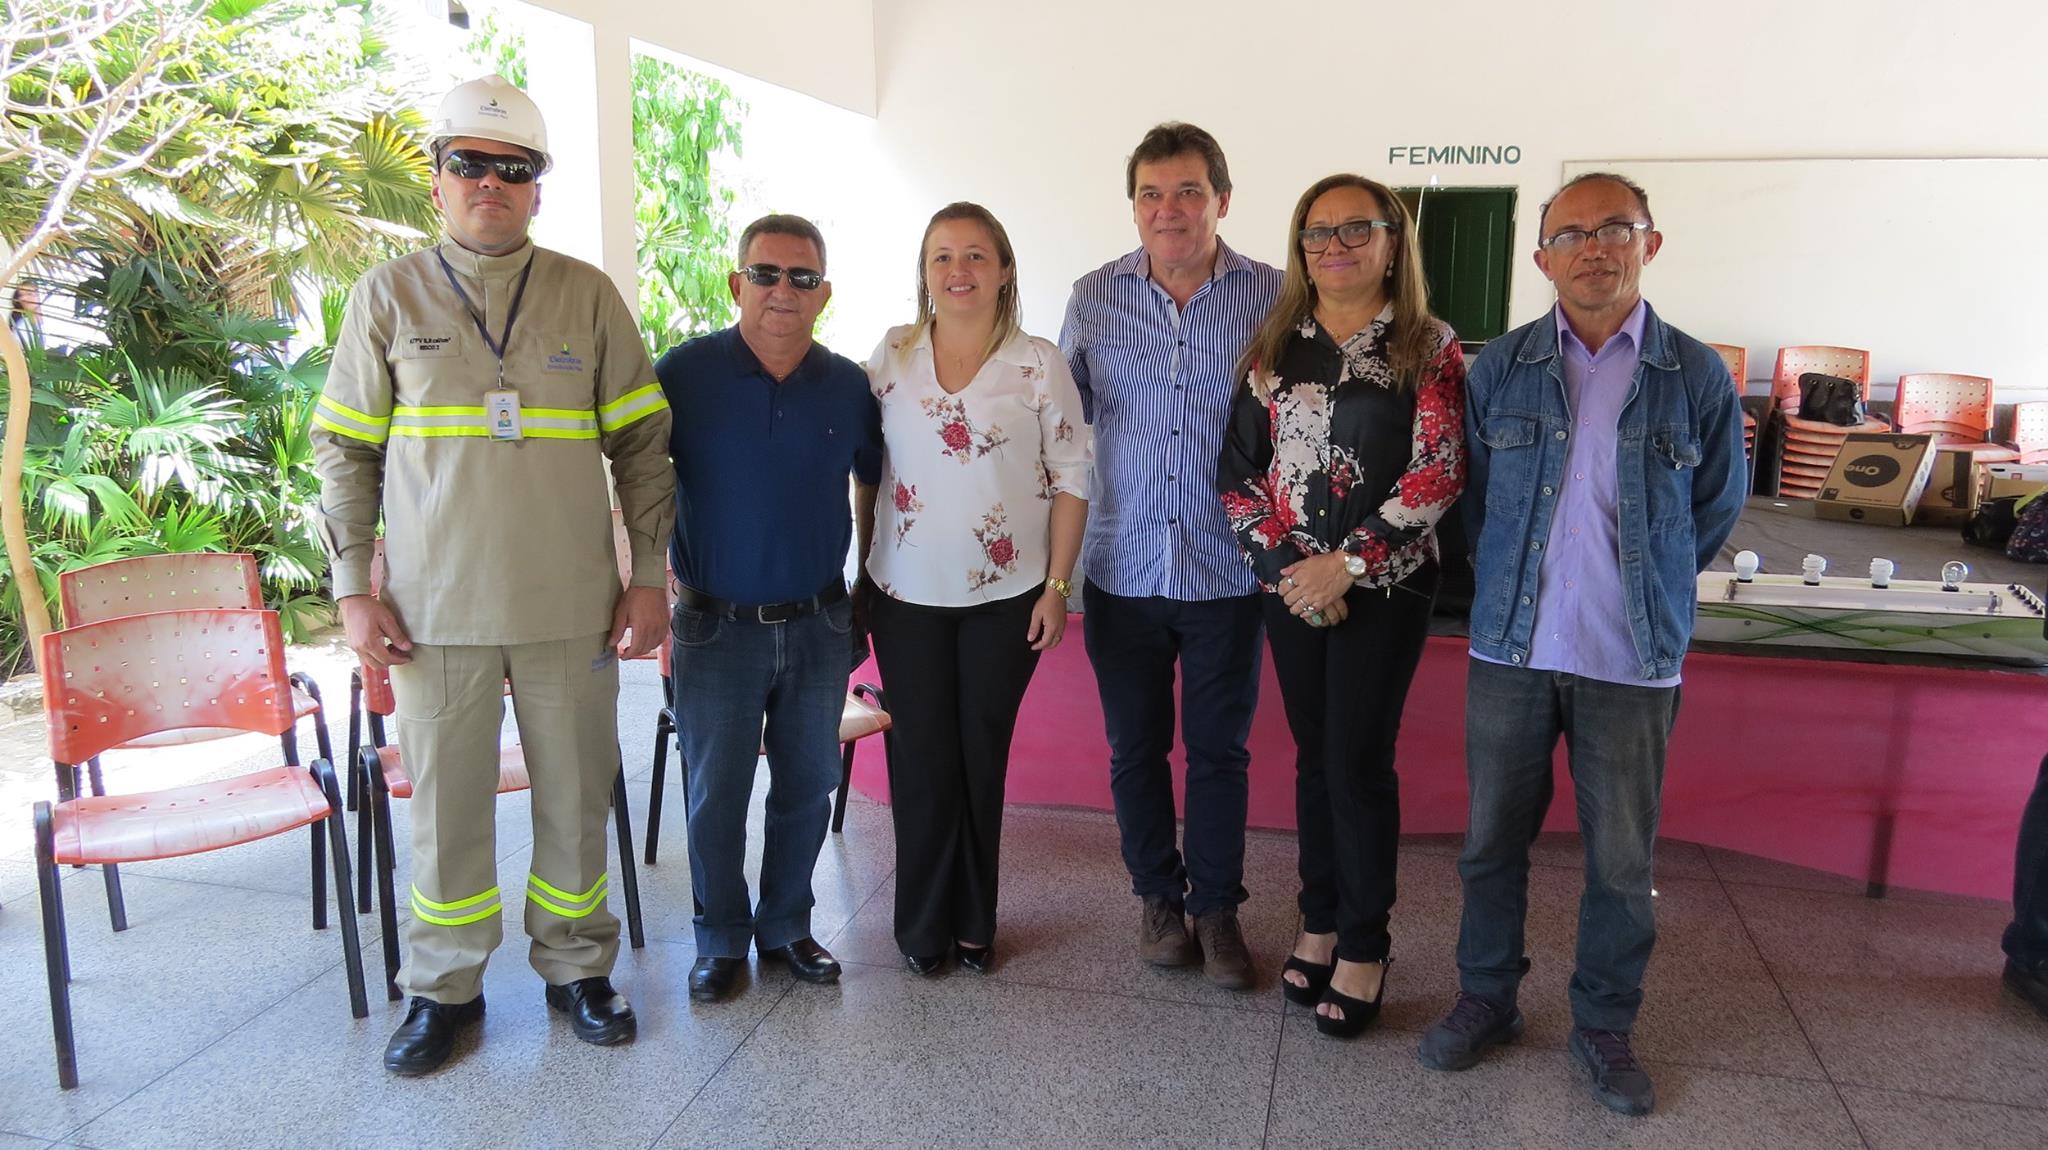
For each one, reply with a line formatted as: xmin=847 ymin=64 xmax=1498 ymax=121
xmin=1059 ymin=123 xmax=1282 ymax=989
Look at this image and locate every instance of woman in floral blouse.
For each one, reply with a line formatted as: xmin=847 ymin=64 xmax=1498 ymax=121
xmin=862 ymin=202 xmax=1092 ymax=975
xmin=1218 ymin=174 xmax=1466 ymax=1037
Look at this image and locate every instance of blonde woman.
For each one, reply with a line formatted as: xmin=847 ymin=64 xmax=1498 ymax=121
xmin=1218 ymin=174 xmax=1466 ymax=1036
xmin=862 ymin=202 xmax=1092 ymax=974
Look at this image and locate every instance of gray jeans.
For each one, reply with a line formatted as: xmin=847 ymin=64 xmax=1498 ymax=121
xmin=1455 ymin=658 xmax=1680 ymax=1032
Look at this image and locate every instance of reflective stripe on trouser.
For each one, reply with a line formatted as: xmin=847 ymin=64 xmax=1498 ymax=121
xmin=390 ymin=632 xmax=623 ymax=1002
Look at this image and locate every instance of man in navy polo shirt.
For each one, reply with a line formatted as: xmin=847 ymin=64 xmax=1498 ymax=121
xmin=657 ymin=213 xmax=882 ymax=1003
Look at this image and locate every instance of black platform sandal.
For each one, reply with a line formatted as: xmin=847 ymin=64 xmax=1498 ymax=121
xmin=1280 ymin=954 xmax=1336 ymax=1007
xmin=1313 ymin=958 xmax=1391 ymax=1039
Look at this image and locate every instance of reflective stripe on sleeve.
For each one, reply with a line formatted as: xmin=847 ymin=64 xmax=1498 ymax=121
xmin=525 ymin=873 xmax=610 ymax=919
xmin=412 ymin=884 xmax=503 ymax=927
xmin=313 ymin=395 xmax=392 ymax=444
xmin=596 ymin=383 xmax=667 ymax=432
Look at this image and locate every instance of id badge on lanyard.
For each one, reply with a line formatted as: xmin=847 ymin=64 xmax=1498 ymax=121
xmin=438 ymin=249 xmax=536 ymax=444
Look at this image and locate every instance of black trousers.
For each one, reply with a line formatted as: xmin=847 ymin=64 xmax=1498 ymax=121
xmin=1082 ymin=584 xmax=1264 ymax=918
xmin=870 ymin=587 xmax=1043 ymax=955
xmin=1263 ymin=564 xmax=1437 ymax=963
xmin=2006 ymin=754 xmax=2048 ymax=970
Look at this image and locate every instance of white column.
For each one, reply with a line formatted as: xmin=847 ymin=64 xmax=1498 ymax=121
xmin=590 ymin=25 xmax=639 ymax=310
xmin=519 ymin=6 xmax=603 ymax=272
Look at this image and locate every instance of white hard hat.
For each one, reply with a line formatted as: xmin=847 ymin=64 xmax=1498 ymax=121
xmin=429 ymin=74 xmax=551 ymax=175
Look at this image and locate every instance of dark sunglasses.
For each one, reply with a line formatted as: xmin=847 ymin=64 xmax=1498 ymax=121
xmin=439 ymin=149 xmax=537 ymax=185
xmin=737 ymin=263 xmax=824 ymax=290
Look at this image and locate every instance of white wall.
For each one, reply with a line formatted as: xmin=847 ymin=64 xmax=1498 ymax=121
xmin=867 ymin=0 xmax=2048 ymax=391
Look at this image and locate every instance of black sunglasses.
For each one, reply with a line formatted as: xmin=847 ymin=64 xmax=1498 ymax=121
xmin=737 ymin=263 xmax=824 ymax=290
xmin=440 ymin=149 xmax=537 ymax=185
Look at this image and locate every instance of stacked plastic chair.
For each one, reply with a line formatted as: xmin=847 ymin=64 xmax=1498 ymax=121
xmin=2012 ymin=402 xmax=2048 ymax=465
xmin=32 ymin=608 xmax=366 ymax=1088
xmin=1771 ymin=346 xmax=1878 ymax=499
xmin=1892 ymin=373 xmax=2019 ymax=465
xmin=1707 ymin=342 xmax=1754 ymax=460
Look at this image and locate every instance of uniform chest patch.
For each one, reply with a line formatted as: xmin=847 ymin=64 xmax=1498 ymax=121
xmin=545 ymin=342 xmax=586 ymax=373
xmin=400 ymin=333 xmax=458 ymax=359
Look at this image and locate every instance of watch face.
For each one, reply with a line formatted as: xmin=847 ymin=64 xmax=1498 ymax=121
xmin=1344 ymin=554 xmax=1367 ymax=577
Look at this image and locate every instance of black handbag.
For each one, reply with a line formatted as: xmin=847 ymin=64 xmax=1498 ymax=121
xmin=1797 ymin=372 xmax=1865 ymax=426
xmin=1963 ymin=495 xmax=2021 ymax=550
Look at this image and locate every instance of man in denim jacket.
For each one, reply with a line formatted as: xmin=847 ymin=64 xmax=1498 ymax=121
xmin=1416 ymin=173 xmax=1747 ymax=1117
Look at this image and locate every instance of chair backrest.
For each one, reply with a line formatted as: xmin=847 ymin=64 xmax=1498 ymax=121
xmin=1706 ymin=343 xmax=1748 ymax=394
xmin=2016 ymin=401 xmax=2048 ymax=465
xmin=41 ymin=609 xmax=295 ymax=765
xmin=59 ymin=553 xmax=261 ymax=628
xmin=1772 ymin=346 xmax=1872 ymax=414
xmin=1893 ymin=373 xmax=1994 ymax=442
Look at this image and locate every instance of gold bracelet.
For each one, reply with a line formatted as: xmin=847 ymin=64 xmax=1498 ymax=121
xmin=1046 ymin=576 xmax=1073 ymax=598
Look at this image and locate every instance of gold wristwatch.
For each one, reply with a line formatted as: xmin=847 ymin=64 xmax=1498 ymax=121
xmin=1046 ymin=575 xmax=1073 ymax=598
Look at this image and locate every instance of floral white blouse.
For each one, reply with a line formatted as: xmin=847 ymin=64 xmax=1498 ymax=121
xmin=865 ymin=324 xmax=1093 ymax=607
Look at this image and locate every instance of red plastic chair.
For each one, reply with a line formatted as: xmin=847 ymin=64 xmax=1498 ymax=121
xmin=2012 ymin=401 xmax=2048 ymax=466
xmin=31 ymin=609 xmax=367 ymax=1089
xmin=1707 ymin=342 xmax=1755 ymax=459
xmin=57 ymin=553 xmax=334 ymax=759
xmin=1892 ymin=373 xmax=2019 ymax=463
xmin=1771 ymin=346 xmax=1879 ymax=499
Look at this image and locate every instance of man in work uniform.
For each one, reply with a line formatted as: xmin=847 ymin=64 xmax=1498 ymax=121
xmin=312 ymin=74 xmax=675 ymax=1076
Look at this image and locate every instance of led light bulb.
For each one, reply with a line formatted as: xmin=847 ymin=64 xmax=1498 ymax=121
xmin=1941 ymin=561 xmax=1968 ymax=592
xmin=1801 ymin=554 xmax=1827 ymax=586
xmin=1734 ymin=550 xmax=1760 ymax=582
xmin=1869 ymin=558 xmax=1894 ymax=588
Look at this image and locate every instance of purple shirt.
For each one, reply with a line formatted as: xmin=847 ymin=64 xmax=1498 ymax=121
xmin=1474 ymin=299 xmax=1679 ymax=687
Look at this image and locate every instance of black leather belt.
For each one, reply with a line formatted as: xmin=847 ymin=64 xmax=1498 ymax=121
xmin=674 ymin=580 xmax=846 ymax=624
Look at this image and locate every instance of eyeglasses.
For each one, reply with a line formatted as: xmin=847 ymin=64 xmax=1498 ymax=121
xmin=439 ymin=149 xmax=537 ymax=185
xmin=1539 ymin=221 xmax=1650 ymax=253
xmin=737 ymin=264 xmax=824 ymax=290
xmin=1299 ymin=219 xmax=1392 ymax=254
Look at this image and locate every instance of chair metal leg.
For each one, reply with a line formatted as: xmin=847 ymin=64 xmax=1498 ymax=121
xmin=311 ymin=818 xmax=328 ymax=930
xmin=312 ymin=759 xmax=369 ymax=1019
xmin=87 ymin=758 xmax=128 ymax=932
xmin=611 ymin=763 xmax=644 ymax=949
xmin=832 ymin=738 xmax=856 ymax=834
xmin=345 ymin=672 xmax=362 ymax=813
xmin=365 ymin=748 xmax=402 ymax=1002
xmin=290 ymin=672 xmax=334 ymax=765
xmin=35 ymin=803 xmax=78 ymax=1089
xmin=644 ymin=707 xmax=672 ymax=865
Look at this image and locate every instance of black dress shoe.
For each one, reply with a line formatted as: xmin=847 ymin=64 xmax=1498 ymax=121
xmin=903 ymin=952 xmax=946 ymax=976
xmin=544 ymin=977 xmax=636 ymax=1046
xmin=689 ymin=956 xmax=745 ymax=1002
xmin=383 ymin=994 xmax=485 ymax=1076
xmin=760 ymin=937 xmax=841 ymax=984
xmin=955 ymin=942 xmax=993 ymax=974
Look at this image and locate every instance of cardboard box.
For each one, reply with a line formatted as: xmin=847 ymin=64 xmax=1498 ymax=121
xmin=1913 ymin=446 xmax=1984 ymax=527
xmin=1814 ymin=434 xmax=1936 ymax=526
xmin=1983 ymin=463 xmax=2048 ymax=503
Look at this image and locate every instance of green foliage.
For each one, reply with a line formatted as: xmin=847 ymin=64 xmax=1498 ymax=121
xmin=0 ymin=0 xmax=438 ymax=671
xmin=631 ymin=54 xmax=745 ymax=353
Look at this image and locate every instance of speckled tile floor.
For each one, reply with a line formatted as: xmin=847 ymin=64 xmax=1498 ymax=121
xmin=0 ymin=658 xmax=2043 ymax=1149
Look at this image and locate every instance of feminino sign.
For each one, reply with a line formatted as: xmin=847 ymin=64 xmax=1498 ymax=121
xmin=1388 ymin=145 xmax=1521 ymax=165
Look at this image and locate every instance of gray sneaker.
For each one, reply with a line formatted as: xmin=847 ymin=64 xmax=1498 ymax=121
xmin=1138 ymin=896 xmax=1200 ymax=967
xmin=1192 ymin=908 xmax=1255 ymax=990
xmin=1569 ymin=1027 xmax=1656 ymax=1117
xmin=1417 ymin=991 xmax=1525 ymax=1071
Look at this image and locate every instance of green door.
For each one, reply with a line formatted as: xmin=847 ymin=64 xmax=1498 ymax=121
xmin=1394 ymin=187 xmax=1517 ymax=343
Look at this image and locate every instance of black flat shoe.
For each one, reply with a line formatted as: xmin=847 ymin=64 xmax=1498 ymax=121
xmin=760 ymin=937 xmax=842 ymax=984
xmin=1280 ymin=954 xmax=1335 ymax=1007
xmin=955 ymin=942 xmax=993 ymax=974
xmin=383 ymin=994 xmax=485 ymax=1076
xmin=1314 ymin=959 xmax=1392 ymax=1040
xmin=545 ymin=977 xmax=636 ymax=1046
xmin=904 ymin=952 xmax=946 ymax=976
xmin=688 ymin=956 xmax=745 ymax=1002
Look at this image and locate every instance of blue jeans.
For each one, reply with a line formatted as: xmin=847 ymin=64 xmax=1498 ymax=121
xmin=1082 ymin=583 xmax=1262 ymax=918
xmin=1456 ymin=658 xmax=1680 ymax=1032
xmin=670 ymin=598 xmax=851 ymax=957
xmin=2005 ymin=754 xmax=2048 ymax=971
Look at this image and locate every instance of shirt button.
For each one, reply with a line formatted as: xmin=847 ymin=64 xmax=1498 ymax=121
xmin=1520 ymin=595 xmax=1532 ymax=605
xmin=1542 ymin=486 xmax=1554 ymax=496
xmin=1576 ymin=473 xmax=1585 ymax=481
xmin=1552 ymin=632 xmax=1562 ymax=640
xmin=1317 ymin=509 xmax=1326 ymax=517
xmin=1566 ymin=580 xmax=1576 ymax=589
xmin=1511 ymin=653 xmax=1524 ymax=664
xmin=1570 ymin=527 xmax=1580 ymax=537
xmin=1167 ymin=475 xmax=1177 ymax=481
xmin=1555 ymin=430 xmax=1567 ymax=440
xmin=1168 ymin=517 xmax=1178 ymax=525
xmin=1530 ymin=541 xmax=1542 ymax=552
xmin=1172 ymin=429 xmax=1181 ymax=436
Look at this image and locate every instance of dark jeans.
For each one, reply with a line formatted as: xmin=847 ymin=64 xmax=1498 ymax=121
xmin=1457 ymin=658 xmax=1680 ymax=1032
xmin=670 ymin=597 xmax=851 ymax=957
xmin=2005 ymin=754 xmax=2048 ymax=970
xmin=870 ymin=588 xmax=1043 ymax=955
xmin=1264 ymin=565 xmax=1437 ymax=963
xmin=1082 ymin=583 xmax=1262 ymax=918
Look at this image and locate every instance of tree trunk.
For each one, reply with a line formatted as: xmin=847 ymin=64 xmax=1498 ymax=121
xmin=0 ymin=305 xmax=52 ymax=662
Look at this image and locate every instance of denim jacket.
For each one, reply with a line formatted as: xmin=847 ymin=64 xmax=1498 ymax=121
xmin=1463 ymin=302 xmax=1748 ymax=680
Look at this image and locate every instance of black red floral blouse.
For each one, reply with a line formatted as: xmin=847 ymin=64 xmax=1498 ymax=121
xmin=1218 ymin=309 xmax=1467 ymax=591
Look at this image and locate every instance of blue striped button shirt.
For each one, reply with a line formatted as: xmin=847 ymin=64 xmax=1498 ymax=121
xmin=1059 ymin=239 xmax=1283 ymax=600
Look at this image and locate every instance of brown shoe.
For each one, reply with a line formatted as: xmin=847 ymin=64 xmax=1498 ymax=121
xmin=1138 ymin=896 xmax=1200 ymax=966
xmin=1193 ymin=908 xmax=1255 ymax=990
